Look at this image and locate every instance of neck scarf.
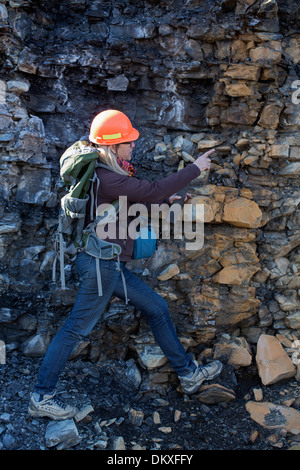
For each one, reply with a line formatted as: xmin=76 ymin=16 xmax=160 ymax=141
xmin=117 ymin=157 xmax=136 ymax=177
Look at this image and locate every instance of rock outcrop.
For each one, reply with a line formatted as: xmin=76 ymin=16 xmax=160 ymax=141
xmin=0 ymin=0 xmax=299 ymax=383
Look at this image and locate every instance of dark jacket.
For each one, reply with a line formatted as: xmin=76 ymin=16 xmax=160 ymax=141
xmin=86 ymin=163 xmax=201 ymax=262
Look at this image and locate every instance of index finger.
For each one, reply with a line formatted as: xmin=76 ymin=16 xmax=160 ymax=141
xmin=203 ymin=149 xmax=215 ymax=157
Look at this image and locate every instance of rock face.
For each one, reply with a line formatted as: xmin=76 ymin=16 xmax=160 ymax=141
xmin=0 ymin=0 xmax=299 ymax=379
xmin=213 ymin=335 xmax=252 ymax=367
xmin=222 ymin=197 xmax=263 ymax=229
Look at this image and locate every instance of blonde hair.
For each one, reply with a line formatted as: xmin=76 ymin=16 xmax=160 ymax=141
xmin=95 ymin=145 xmax=128 ymax=176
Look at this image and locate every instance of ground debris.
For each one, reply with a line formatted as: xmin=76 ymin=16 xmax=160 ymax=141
xmin=1 ymin=351 xmax=300 ymax=450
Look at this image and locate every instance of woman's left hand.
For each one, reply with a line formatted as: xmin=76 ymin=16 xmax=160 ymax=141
xmin=169 ymin=192 xmax=192 ymax=204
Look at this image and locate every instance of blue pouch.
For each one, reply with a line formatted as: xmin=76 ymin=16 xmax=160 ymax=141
xmin=132 ymin=225 xmax=157 ymax=260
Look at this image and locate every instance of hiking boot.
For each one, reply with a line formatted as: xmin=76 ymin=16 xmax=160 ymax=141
xmin=179 ymin=360 xmax=223 ymax=395
xmin=28 ymin=392 xmax=77 ymax=420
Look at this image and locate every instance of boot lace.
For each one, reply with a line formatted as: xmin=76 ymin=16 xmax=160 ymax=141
xmin=47 ymin=394 xmax=68 ymax=410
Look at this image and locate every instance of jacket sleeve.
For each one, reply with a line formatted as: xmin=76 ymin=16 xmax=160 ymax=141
xmin=100 ymin=164 xmax=201 ymax=203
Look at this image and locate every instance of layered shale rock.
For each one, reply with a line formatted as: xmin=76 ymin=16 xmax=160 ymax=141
xmin=0 ymin=0 xmax=299 ymax=380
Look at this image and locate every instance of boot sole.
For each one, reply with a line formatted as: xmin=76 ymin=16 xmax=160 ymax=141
xmin=28 ymin=405 xmax=77 ymax=421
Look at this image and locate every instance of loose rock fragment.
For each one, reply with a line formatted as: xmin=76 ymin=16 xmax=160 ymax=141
xmin=246 ymin=401 xmax=300 ymax=435
xmin=45 ymin=419 xmax=80 ymax=450
xmin=256 ymin=334 xmax=296 ymax=385
xmin=74 ymin=405 xmax=94 ymax=423
xmin=113 ymin=436 xmax=126 ymax=450
xmin=196 ymin=384 xmax=236 ymax=404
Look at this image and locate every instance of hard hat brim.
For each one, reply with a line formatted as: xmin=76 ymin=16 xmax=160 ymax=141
xmin=90 ymin=127 xmax=139 ymax=145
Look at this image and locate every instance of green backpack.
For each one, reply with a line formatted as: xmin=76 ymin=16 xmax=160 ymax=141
xmin=53 ymin=141 xmax=125 ymax=299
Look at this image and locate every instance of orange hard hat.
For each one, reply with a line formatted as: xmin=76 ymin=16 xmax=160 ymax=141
xmin=89 ymin=109 xmax=139 ymax=145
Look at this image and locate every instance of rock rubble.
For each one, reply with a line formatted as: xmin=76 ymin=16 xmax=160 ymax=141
xmin=1 ymin=328 xmax=300 ymax=450
xmin=0 ymin=0 xmax=299 ymax=350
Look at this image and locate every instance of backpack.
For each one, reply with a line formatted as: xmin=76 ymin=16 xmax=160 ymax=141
xmin=53 ymin=141 xmax=125 ymax=299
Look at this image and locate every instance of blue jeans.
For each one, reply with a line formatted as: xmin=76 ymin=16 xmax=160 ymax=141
xmin=35 ymin=252 xmax=195 ymax=394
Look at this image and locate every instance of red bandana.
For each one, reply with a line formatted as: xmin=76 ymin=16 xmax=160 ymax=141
xmin=117 ymin=157 xmax=136 ymax=177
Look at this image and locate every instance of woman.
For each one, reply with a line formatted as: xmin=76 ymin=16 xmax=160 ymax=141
xmin=28 ymin=110 xmax=222 ymax=420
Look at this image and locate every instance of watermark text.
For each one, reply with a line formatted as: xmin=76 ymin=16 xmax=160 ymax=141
xmin=95 ymin=197 xmax=205 ymax=251
xmin=0 ymin=340 xmax=6 ymax=364
xmin=292 ymin=80 xmax=300 ymax=105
